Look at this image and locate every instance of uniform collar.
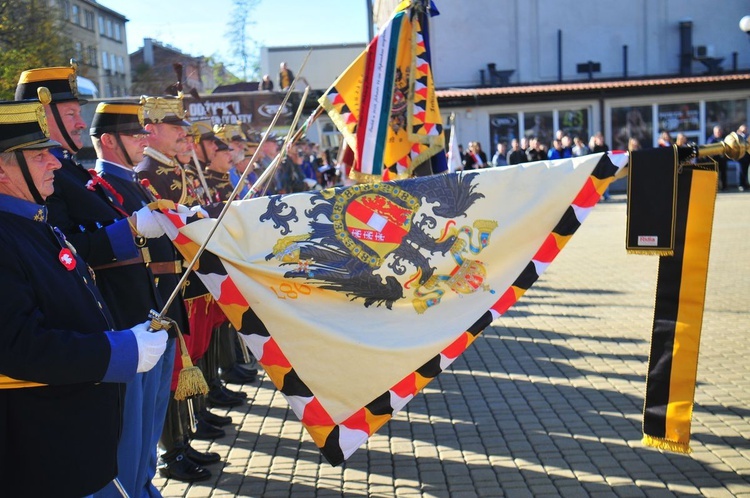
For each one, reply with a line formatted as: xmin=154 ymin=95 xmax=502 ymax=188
xmin=143 ymin=147 xmax=178 ymax=168
xmin=0 ymin=193 xmax=47 ymax=222
xmin=50 ymin=146 xmax=77 ymax=163
xmin=96 ymin=159 xmax=137 ymax=182
xmin=205 ymin=168 xmax=229 ymax=180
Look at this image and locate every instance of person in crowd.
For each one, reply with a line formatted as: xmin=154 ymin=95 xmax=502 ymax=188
xmin=260 ymin=74 xmax=274 ymax=91
xmin=675 ymin=133 xmax=689 ymax=147
xmin=0 ymin=96 xmax=166 ymax=497
xmin=572 ymin=136 xmax=589 ymax=156
xmin=657 ymin=131 xmax=673 ymax=147
xmin=274 ymin=146 xmax=308 ymax=194
xmin=506 ymin=138 xmax=527 ymax=165
xmin=88 ymin=101 xmax=183 ymax=497
xmin=706 ymin=125 xmax=728 ymax=191
xmin=136 ymin=96 xmax=226 ymax=482
xmin=462 ymin=141 xmax=488 ymax=169
xmin=591 ymin=132 xmax=609 ymax=153
xmin=278 ymin=62 xmax=295 ymax=91
xmin=736 ymin=124 xmax=749 ymax=192
xmin=491 ymin=142 xmax=508 ymax=167
xmin=526 ymin=137 xmax=544 ymax=162
xmin=628 ymin=137 xmax=641 ymax=152
xmin=560 ymin=135 xmax=573 ymax=157
xmin=547 ymin=139 xmax=565 ymax=160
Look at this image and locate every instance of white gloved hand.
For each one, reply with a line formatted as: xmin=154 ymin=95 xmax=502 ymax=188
xmin=133 ymin=205 xmax=167 ymax=238
xmin=130 ymin=321 xmax=168 ymax=373
xmin=189 ymin=205 xmax=210 ymax=218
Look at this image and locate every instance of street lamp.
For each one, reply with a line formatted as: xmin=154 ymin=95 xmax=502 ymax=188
xmin=741 ymin=15 xmax=750 ymax=37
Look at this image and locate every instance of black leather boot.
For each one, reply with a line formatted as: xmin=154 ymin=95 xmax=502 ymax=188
xmin=158 ymin=397 xmax=211 ymax=482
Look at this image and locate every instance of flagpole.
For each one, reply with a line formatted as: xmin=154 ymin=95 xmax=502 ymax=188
xmin=243 ymin=105 xmax=324 ymax=200
xmin=152 ymin=50 xmax=313 ymax=320
xmin=241 ymin=86 xmax=311 ymax=199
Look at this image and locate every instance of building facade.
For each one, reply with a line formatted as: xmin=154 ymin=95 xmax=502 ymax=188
xmin=366 ymin=0 xmax=750 ymax=187
xmin=56 ymin=0 xmax=131 ymax=98
xmin=260 ymin=43 xmax=367 ymax=92
xmin=129 ymin=38 xmax=218 ymax=95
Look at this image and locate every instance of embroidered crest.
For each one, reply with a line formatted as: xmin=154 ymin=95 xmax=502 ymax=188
xmin=265 ymin=173 xmax=498 ymax=311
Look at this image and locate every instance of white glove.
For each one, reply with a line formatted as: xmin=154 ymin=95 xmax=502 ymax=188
xmin=174 ymin=203 xmax=208 ymax=218
xmin=133 ymin=205 xmax=167 ymax=238
xmin=189 ymin=205 xmax=210 ymax=218
xmin=130 ymin=321 xmax=168 ymax=373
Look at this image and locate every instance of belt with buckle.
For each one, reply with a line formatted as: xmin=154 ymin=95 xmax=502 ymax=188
xmin=148 ymin=260 xmax=183 ymax=275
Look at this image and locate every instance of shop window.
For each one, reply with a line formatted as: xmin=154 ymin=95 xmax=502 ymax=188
xmin=705 ymin=99 xmax=747 ymax=140
xmin=612 ymin=105 xmax=653 ymax=149
xmin=489 ymin=113 xmax=519 ymax=150
xmin=523 ymin=111 xmax=553 ymax=148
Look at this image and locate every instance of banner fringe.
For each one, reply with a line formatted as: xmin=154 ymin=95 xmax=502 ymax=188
xmin=626 ymin=249 xmax=675 ymax=257
xmin=642 ymin=435 xmax=692 ymax=454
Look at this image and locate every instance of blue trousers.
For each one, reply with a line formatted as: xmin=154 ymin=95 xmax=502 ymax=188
xmin=94 ymin=338 xmax=176 ymax=498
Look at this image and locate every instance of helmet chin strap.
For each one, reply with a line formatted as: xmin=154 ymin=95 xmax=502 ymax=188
xmin=14 ymin=150 xmax=45 ymax=205
xmin=199 ymin=141 xmax=209 ymax=165
xmin=113 ymin=133 xmax=135 ymax=167
xmin=50 ymin=103 xmax=80 ymax=153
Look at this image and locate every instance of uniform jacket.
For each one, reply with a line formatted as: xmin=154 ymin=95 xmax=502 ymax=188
xmin=0 ymin=195 xmax=138 ymax=498
xmin=98 ymin=160 xmax=190 ymax=335
xmin=46 ymin=150 xmax=158 ymax=330
xmin=136 ymin=151 xmax=213 ymax=300
xmin=204 ymin=168 xmax=234 ymax=202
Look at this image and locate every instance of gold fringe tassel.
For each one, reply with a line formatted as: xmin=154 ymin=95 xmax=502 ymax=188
xmin=173 ymin=327 xmax=209 ymax=400
xmin=642 ymin=435 xmax=692 ymax=454
xmin=149 ymin=314 xmax=208 ymax=400
xmin=626 ymin=249 xmax=675 ymax=257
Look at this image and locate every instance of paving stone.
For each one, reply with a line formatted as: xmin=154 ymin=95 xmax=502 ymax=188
xmin=154 ymin=195 xmax=750 ymax=497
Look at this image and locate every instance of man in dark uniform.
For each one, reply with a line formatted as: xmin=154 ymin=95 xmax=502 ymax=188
xmin=90 ymin=101 xmax=221 ymax=493
xmin=0 ymin=98 xmax=167 ymax=496
xmin=208 ymin=125 xmax=260 ymax=385
xmin=184 ymin=120 xmax=248 ymax=415
xmin=135 ymin=96 xmax=228 ymax=481
xmin=15 ymin=63 xmax=182 ymax=496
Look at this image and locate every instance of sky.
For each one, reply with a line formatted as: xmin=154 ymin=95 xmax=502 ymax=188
xmin=116 ymin=0 xmax=370 ymax=67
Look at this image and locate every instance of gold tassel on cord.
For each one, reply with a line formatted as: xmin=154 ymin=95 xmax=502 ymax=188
xmin=642 ymin=435 xmax=692 ymax=454
xmin=148 ymin=312 xmax=208 ymax=400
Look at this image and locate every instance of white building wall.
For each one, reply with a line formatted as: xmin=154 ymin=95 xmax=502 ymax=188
xmin=261 ymin=44 xmax=367 ymax=91
xmin=375 ymin=0 xmax=750 ymax=87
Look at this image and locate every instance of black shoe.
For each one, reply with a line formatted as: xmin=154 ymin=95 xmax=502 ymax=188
xmin=207 ymin=386 xmax=244 ymax=407
xmin=158 ymin=453 xmax=211 ymax=482
xmin=221 ymin=384 xmax=248 ymax=400
xmin=191 ymin=419 xmax=226 ymax=440
xmin=221 ymin=365 xmax=257 ymax=384
xmin=185 ymin=444 xmax=221 ymax=465
xmin=200 ymin=408 xmax=232 ymax=427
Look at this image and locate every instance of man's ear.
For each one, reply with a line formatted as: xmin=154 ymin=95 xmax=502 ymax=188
xmin=0 ymin=162 xmax=12 ymax=184
xmin=99 ymin=133 xmax=117 ymax=149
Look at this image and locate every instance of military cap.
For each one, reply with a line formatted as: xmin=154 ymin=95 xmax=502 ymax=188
xmin=0 ymin=98 xmax=61 ymax=153
xmin=190 ymin=119 xmax=217 ymax=143
xmin=15 ymin=61 xmax=87 ymax=105
xmin=213 ymin=123 xmax=246 ymax=144
xmin=213 ymin=138 xmax=231 ymax=151
xmin=90 ymin=101 xmax=149 ymax=137
xmin=140 ymin=95 xmax=190 ymax=126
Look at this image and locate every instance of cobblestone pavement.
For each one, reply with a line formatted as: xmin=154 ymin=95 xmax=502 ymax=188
xmin=157 ymin=192 xmax=750 ymax=498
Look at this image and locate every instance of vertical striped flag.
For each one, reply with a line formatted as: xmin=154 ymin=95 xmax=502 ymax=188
xmin=319 ymin=0 xmax=445 ymax=183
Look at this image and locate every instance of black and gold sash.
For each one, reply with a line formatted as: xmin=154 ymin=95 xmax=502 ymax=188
xmin=636 ymin=154 xmax=718 ymax=453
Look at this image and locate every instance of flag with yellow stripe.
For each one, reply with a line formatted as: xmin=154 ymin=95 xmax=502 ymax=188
xmin=641 ymin=164 xmax=718 ymax=453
